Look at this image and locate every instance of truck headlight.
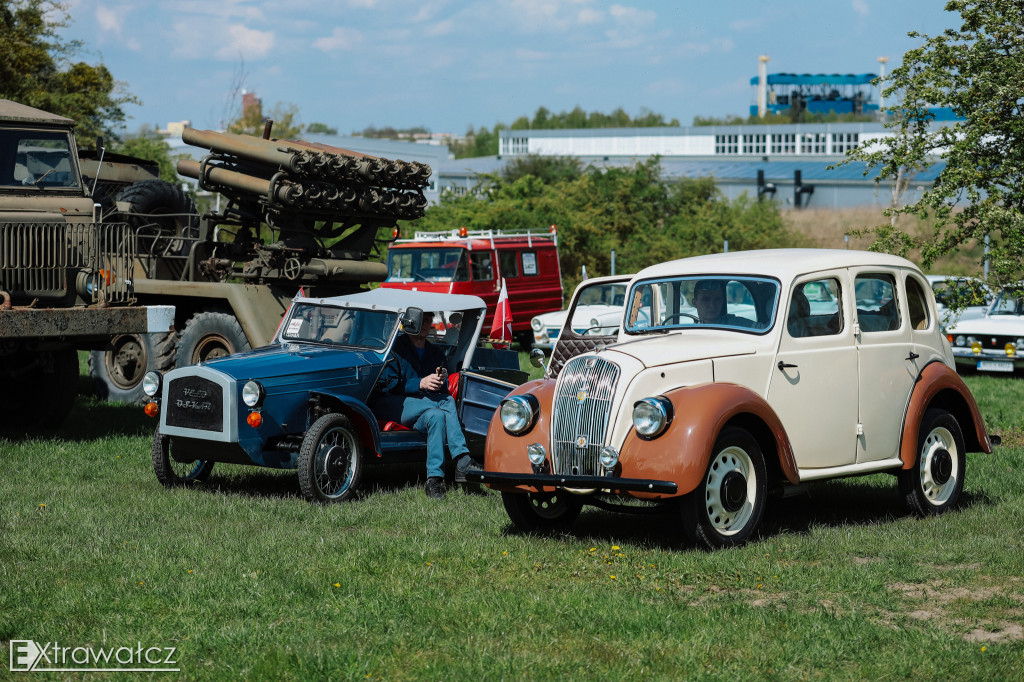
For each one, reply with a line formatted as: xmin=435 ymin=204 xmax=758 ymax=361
xmin=632 ymin=397 xmax=673 ymax=439
xmin=242 ymin=380 xmax=265 ymax=407
xmin=531 ymin=318 xmax=543 ymax=331
xmin=142 ymin=371 xmax=162 ymax=397
xmin=500 ymin=395 xmax=538 ymax=435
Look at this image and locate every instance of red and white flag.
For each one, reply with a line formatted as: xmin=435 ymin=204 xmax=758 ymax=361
xmin=490 ymin=278 xmax=513 ymax=348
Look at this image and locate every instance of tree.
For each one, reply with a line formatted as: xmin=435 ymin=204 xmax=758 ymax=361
xmin=846 ymin=0 xmax=1024 ymax=290
xmin=500 ymin=155 xmax=581 ymax=185
xmin=115 ymin=130 xmax=180 ymax=184
xmin=0 ymin=0 xmax=137 ymax=144
xmin=227 ymin=99 xmax=303 ymax=139
xmin=306 ymin=122 xmax=338 ymax=135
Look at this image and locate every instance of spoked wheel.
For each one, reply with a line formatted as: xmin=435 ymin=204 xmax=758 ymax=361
xmin=898 ymin=408 xmax=965 ymax=516
xmin=297 ymin=413 xmax=363 ymax=503
xmin=152 ymin=429 xmax=214 ymax=487
xmin=680 ymin=426 xmax=767 ymax=549
xmin=501 ymin=490 xmax=583 ymax=533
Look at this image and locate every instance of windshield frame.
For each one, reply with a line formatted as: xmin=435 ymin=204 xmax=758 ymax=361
xmin=623 ymin=274 xmax=781 ymax=336
xmin=279 ymin=303 xmax=401 ymax=352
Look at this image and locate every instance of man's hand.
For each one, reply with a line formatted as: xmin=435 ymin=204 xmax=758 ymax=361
xmin=419 ymin=371 xmax=446 ymax=392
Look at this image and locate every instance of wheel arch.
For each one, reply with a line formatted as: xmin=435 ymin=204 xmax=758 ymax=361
xmin=307 ymin=390 xmax=382 ymax=456
xmin=900 ymin=361 xmax=992 ymax=469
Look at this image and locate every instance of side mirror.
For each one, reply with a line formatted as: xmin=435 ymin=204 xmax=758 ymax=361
xmin=401 ymin=307 xmax=424 ymax=335
xmin=529 ymin=347 xmax=547 ymax=369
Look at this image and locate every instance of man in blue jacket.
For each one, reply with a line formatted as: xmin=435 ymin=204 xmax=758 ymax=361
xmin=373 ymin=316 xmax=481 ymax=498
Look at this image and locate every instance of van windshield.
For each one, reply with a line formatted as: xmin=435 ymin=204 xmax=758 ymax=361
xmin=386 ymin=248 xmax=470 ymax=283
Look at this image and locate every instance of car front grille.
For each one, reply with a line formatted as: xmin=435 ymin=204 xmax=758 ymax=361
xmin=550 ymin=355 xmax=620 ymax=476
xmin=165 ymin=375 xmax=224 ymax=432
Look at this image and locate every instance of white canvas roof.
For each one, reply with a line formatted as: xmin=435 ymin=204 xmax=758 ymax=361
xmin=296 ymin=287 xmax=486 ymax=313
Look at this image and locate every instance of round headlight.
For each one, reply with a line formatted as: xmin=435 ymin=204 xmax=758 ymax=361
xmin=531 ymin=318 xmax=543 ymax=331
xmin=527 ymin=443 xmax=546 ymax=466
xmin=500 ymin=395 xmax=538 ymax=435
xmin=632 ymin=397 xmax=672 ymax=439
xmin=142 ymin=371 xmax=162 ymax=397
xmin=599 ymin=446 xmax=619 ymax=469
xmin=242 ymin=380 xmax=265 ymax=407
xmin=954 ymin=335 xmax=966 ymax=347
xmin=1016 ymin=337 xmax=1024 ymax=350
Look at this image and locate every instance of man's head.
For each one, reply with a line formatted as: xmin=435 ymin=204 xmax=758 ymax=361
xmin=693 ymin=279 xmax=727 ymax=322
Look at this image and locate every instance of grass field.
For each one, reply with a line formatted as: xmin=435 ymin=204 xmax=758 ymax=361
xmin=2 ymin=364 xmax=1023 ymax=679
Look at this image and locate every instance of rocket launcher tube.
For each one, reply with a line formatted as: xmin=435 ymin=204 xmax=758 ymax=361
xmin=177 ymin=158 xmax=301 ymax=206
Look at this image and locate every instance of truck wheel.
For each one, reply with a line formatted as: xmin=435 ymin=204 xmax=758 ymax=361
xmin=116 ymin=180 xmax=197 ymax=256
xmin=176 ymin=312 xmax=250 ymax=367
xmin=297 ymin=413 xmax=363 ymax=503
xmin=898 ymin=408 xmax=965 ymax=517
xmin=501 ymin=490 xmax=582 ymax=533
xmin=680 ymin=426 xmax=767 ymax=550
xmin=0 ymin=349 xmax=78 ymax=433
xmin=152 ymin=429 xmax=214 ymax=487
xmin=89 ymin=331 xmax=176 ymax=403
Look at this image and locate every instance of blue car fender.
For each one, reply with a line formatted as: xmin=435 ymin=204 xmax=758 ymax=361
xmin=307 ymin=390 xmax=383 ymax=456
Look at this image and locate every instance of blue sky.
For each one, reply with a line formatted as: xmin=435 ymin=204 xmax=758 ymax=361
xmin=59 ymin=0 xmax=956 ymax=135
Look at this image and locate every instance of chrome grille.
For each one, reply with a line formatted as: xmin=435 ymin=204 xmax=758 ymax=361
xmin=0 ymin=221 xmax=136 ymax=303
xmin=550 ymin=355 xmax=620 ymax=476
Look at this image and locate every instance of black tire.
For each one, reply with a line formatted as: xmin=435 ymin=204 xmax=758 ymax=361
xmin=297 ymin=413 xmax=363 ymax=503
xmin=176 ymin=312 xmax=250 ymax=368
xmin=680 ymin=426 xmax=767 ymax=550
xmin=152 ymin=428 xmax=214 ymax=487
xmin=898 ymin=408 xmax=966 ymax=516
xmin=0 ymin=349 xmax=78 ymax=433
xmin=501 ymin=490 xmax=582 ymax=533
xmin=89 ymin=331 xmax=176 ymax=403
xmin=116 ymin=180 xmax=198 ymax=256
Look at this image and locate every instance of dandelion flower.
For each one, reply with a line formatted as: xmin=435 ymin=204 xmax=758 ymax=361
xmin=334 ymin=583 xmax=341 ymax=588
xmin=611 ymin=545 xmax=620 ymax=550
xmin=610 ymin=575 xmax=616 ymax=580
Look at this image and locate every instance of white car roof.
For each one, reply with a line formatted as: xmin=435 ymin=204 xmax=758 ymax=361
xmin=633 ymin=249 xmax=920 ymax=283
xmin=295 ymin=288 xmax=486 ymax=313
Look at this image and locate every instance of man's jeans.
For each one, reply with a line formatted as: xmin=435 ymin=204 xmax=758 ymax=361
xmin=378 ymin=393 xmax=469 ymax=478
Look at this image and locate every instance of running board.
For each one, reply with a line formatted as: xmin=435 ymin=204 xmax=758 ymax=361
xmin=797 ymin=457 xmax=904 ymax=482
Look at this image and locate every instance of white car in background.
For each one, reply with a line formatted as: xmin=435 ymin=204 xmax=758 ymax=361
xmin=926 ymin=275 xmax=992 ymax=325
xmin=530 ymin=276 xmax=628 ymax=350
xmin=945 ymin=287 xmax=1024 ymax=375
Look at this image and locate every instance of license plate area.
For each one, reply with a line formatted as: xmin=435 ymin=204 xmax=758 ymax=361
xmin=977 ymin=360 xmax=1013 ymax=372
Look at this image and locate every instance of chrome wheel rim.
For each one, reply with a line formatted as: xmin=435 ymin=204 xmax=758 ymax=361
xmin=704 ymin=445 xmax=756 ymax=536
xmin=168 ymin=442 xmax=205 ymax=481
xmin=313 ymin=427 xmax=356 ymax=498
xmin=919 ymin=426 xmax=960 ymax=505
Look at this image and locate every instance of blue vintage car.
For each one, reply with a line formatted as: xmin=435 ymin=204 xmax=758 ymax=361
xmin=142 ymin=289 xmax=525 ymax=502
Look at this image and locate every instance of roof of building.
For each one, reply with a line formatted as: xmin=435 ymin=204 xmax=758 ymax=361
xmin=748 ymin=73 xmax=877 ymax=86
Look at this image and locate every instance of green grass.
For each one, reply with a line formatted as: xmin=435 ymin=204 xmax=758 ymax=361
xmin=2 ymin=374 xmax=1023 ymax=679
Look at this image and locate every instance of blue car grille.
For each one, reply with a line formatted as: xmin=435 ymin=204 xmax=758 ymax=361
xmin=550 ymin=355 xmax=620 ymax=476
xmin=166 ymin=376 xmax=224 ymax=432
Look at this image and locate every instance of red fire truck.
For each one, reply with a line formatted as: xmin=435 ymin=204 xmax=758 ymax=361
xmin=380 ymin=228 xmax=563 ymax=347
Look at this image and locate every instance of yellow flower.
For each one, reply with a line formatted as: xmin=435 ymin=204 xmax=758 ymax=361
xmin=502 ymin=550 xmax=507 ymax=556
xmin=334 ymin=583 xmax=340 ymax=588
xmin=187 ymin=570 xmax=193 ymax=574
xmin=981 ymin=646 xmax=987 ymax=652
xmin=38 ymin=503 xmax=46 ymax=509
xmin=610 ymin=575 xmax=616 ymax=580
xmin=611 ymin=545 xmax=620 ymax=550
xmin=589 ymin=547 xmax=596 ymax=552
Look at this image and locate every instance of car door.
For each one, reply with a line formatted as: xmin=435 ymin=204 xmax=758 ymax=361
xmin=767 ymin=273 xmax=859 ymax=469
xmin=852 ymin=269 xmax=918 ymax=463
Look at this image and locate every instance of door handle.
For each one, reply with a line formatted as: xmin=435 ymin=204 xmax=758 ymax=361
xmin=777 ymin=361 xmax=798 ymax=371
xmin=906 ymin=351 xmax=920 ymax=361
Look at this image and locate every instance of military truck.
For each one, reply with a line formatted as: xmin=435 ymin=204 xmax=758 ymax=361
xmin=0 ymin=99 xmax=174 ymax=431
xmin=86 ymin=125 xmax=431 ymax=404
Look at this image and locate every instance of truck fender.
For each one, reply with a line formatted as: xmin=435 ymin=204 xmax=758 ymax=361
xmin=618 ymin=382 xmax=799 ymax=497
xmin=899 ymin=361 xmax=993 ymax=469
xmin=308 ymin=390 xmax=383 ymax=456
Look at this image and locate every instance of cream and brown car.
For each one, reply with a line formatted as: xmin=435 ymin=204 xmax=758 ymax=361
xmin=471 ymin=249 xmax=997 ymax=549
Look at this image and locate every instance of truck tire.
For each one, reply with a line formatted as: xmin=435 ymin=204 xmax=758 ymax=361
xmin=88 ymin=331 xmax=176 ymax=404
xmin=0 ymin=349 xmax=78 ymax=433
xmin=116 ymin=180 xmax=197 ymax=256
xmin=176 ymin=312 xmax=250 ymax=367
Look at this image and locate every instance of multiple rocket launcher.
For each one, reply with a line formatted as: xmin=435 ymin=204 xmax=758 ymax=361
xmin=177 ymin=129 xmax=431 ymax=221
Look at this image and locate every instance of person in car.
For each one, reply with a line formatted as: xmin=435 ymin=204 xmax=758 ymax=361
xmin=693 ymin=279 xmax=756 ymax=328
xmin=373 ymin=315 xmax=481 ymax=499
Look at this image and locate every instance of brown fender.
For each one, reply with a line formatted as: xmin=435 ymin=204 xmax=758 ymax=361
xmin=900 ymin=362 xmax=993 ymax=468
xmin=619 ymin=382 xmax=799 ymax=498
xmin=483 ymin=378 xmax=556 ymax=491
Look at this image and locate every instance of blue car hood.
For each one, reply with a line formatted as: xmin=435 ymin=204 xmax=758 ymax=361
xmin=200 ymin=342 xmax=384 ymax=383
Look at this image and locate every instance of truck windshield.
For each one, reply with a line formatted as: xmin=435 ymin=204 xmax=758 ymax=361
xmin=280 ymin=303 xmax=399 ymax=351
xmin=624 ymin=276 xmax=779 ymax=334
xmin=0 ymin=129 xmax=79 ymax=189
xmin=386 ymin=248 xmax=469 ymax=283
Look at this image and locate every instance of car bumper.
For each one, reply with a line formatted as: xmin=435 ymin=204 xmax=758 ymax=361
xmin=467 ymin=470 xmax=678 ymax=494
xmin=951 ymin=350 xmax=1023 ymax=373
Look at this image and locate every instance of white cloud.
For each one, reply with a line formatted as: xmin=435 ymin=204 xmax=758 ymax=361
xmin=852 ymin=0 xmax=870 ymax=17
xmin=313 ymin=26 xmax=363 ymax=52
xmin=214 ymin=24 xmax=276 ymax=60
xmin=578 ymin=8 xmax=603 ymax=24
xmin=95 ymin=5 xmax=123 ymax=35
xmin=424 ymin=19 xmax=455 ymax=38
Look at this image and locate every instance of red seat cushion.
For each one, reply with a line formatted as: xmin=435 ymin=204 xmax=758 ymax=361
xmin=380 ymin=420 xmax=412 ymax=432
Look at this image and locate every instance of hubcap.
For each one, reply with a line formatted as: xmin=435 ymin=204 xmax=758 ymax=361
xmin=704 ymin=445 xmax=756 ymax=536
xmin=721 ymin=471 xmax=747 ymax=512
xmin=192 ymin=335 xmax=232 ymax=364
xmin=920 ymin=426 xmax=959 ymax=505
xmin=930 ymin=448 xmax=952 ymax=485
xmin=106 ymin=335 xmax=147 ymax=390
xmin=314 ymin=427 xmax=355 ymax=498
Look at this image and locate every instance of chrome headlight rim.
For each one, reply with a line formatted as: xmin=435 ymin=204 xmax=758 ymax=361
xmin=531 ymin=318 xmax=544 ymax=331
xmin=142 ymin=371 xmax=162 ymax=398
xmin=242 ymin=380 xmax=265 ymax=407
xmin=632 ymin=396 xmax=673 ymax=440
xmin=500 ymin=394 xmax=539 ymax=435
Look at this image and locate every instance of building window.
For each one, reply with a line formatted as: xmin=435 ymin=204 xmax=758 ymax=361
xmin=715 ymin=134 xmax=739 ymax=154
xmin=831 ymin=132 xmax=860 ymax=154
xmin=443 ymin=185 xmax=467 ymax=198
xmin=771 ymin=133 xmax=796 ymax=155
xmin=509 ymin=137 xmax=529 ymax=155
xmin=742 ymin=134 xmax=766 ymax=155
xmin=800 ymin=133 xmax=827 ymax=154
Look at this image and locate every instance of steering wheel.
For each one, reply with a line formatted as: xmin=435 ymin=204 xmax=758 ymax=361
xmin=661 ymin=312 xmax=699 ymax=324
xmin=361 ymin=336 xmax=387 ymax=347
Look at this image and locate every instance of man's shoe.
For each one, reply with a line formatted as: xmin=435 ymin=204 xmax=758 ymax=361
xmin=425 ymin=477 xmax=446 ymax=499
xmin=454 ymin=455 xmax=483 ymax=484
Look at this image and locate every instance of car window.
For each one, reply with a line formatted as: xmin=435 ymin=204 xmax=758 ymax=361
xmin=788 ymin=278 xmax=841 ymax=338
xmin=577 ymin=283 xmax=627 ymax=307
xmin=855 ymin=273 xmax=900 ymax=332
xmin=0 ymin=129 xmax=79 ymax=188
xmin=991 ymin=292 xmax=1024 ymax=315
xmin=625 ymin=276 xmax=778 ymax=333
xmin=906 ymin=276 xmax=930 ymax=330
xmin=281 ymin=304 xmax=399 ymax=351
xmin=470 ymin=252 xmax=494 ymax=281
xmin=498 ymin=251 xmax=519 ymax=278
xmin=521 ymin=251 xmax=539 ymax=276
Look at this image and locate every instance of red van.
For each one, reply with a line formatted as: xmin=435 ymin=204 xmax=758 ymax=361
xmin=380 ymin=228 xmax=563 ymax=347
